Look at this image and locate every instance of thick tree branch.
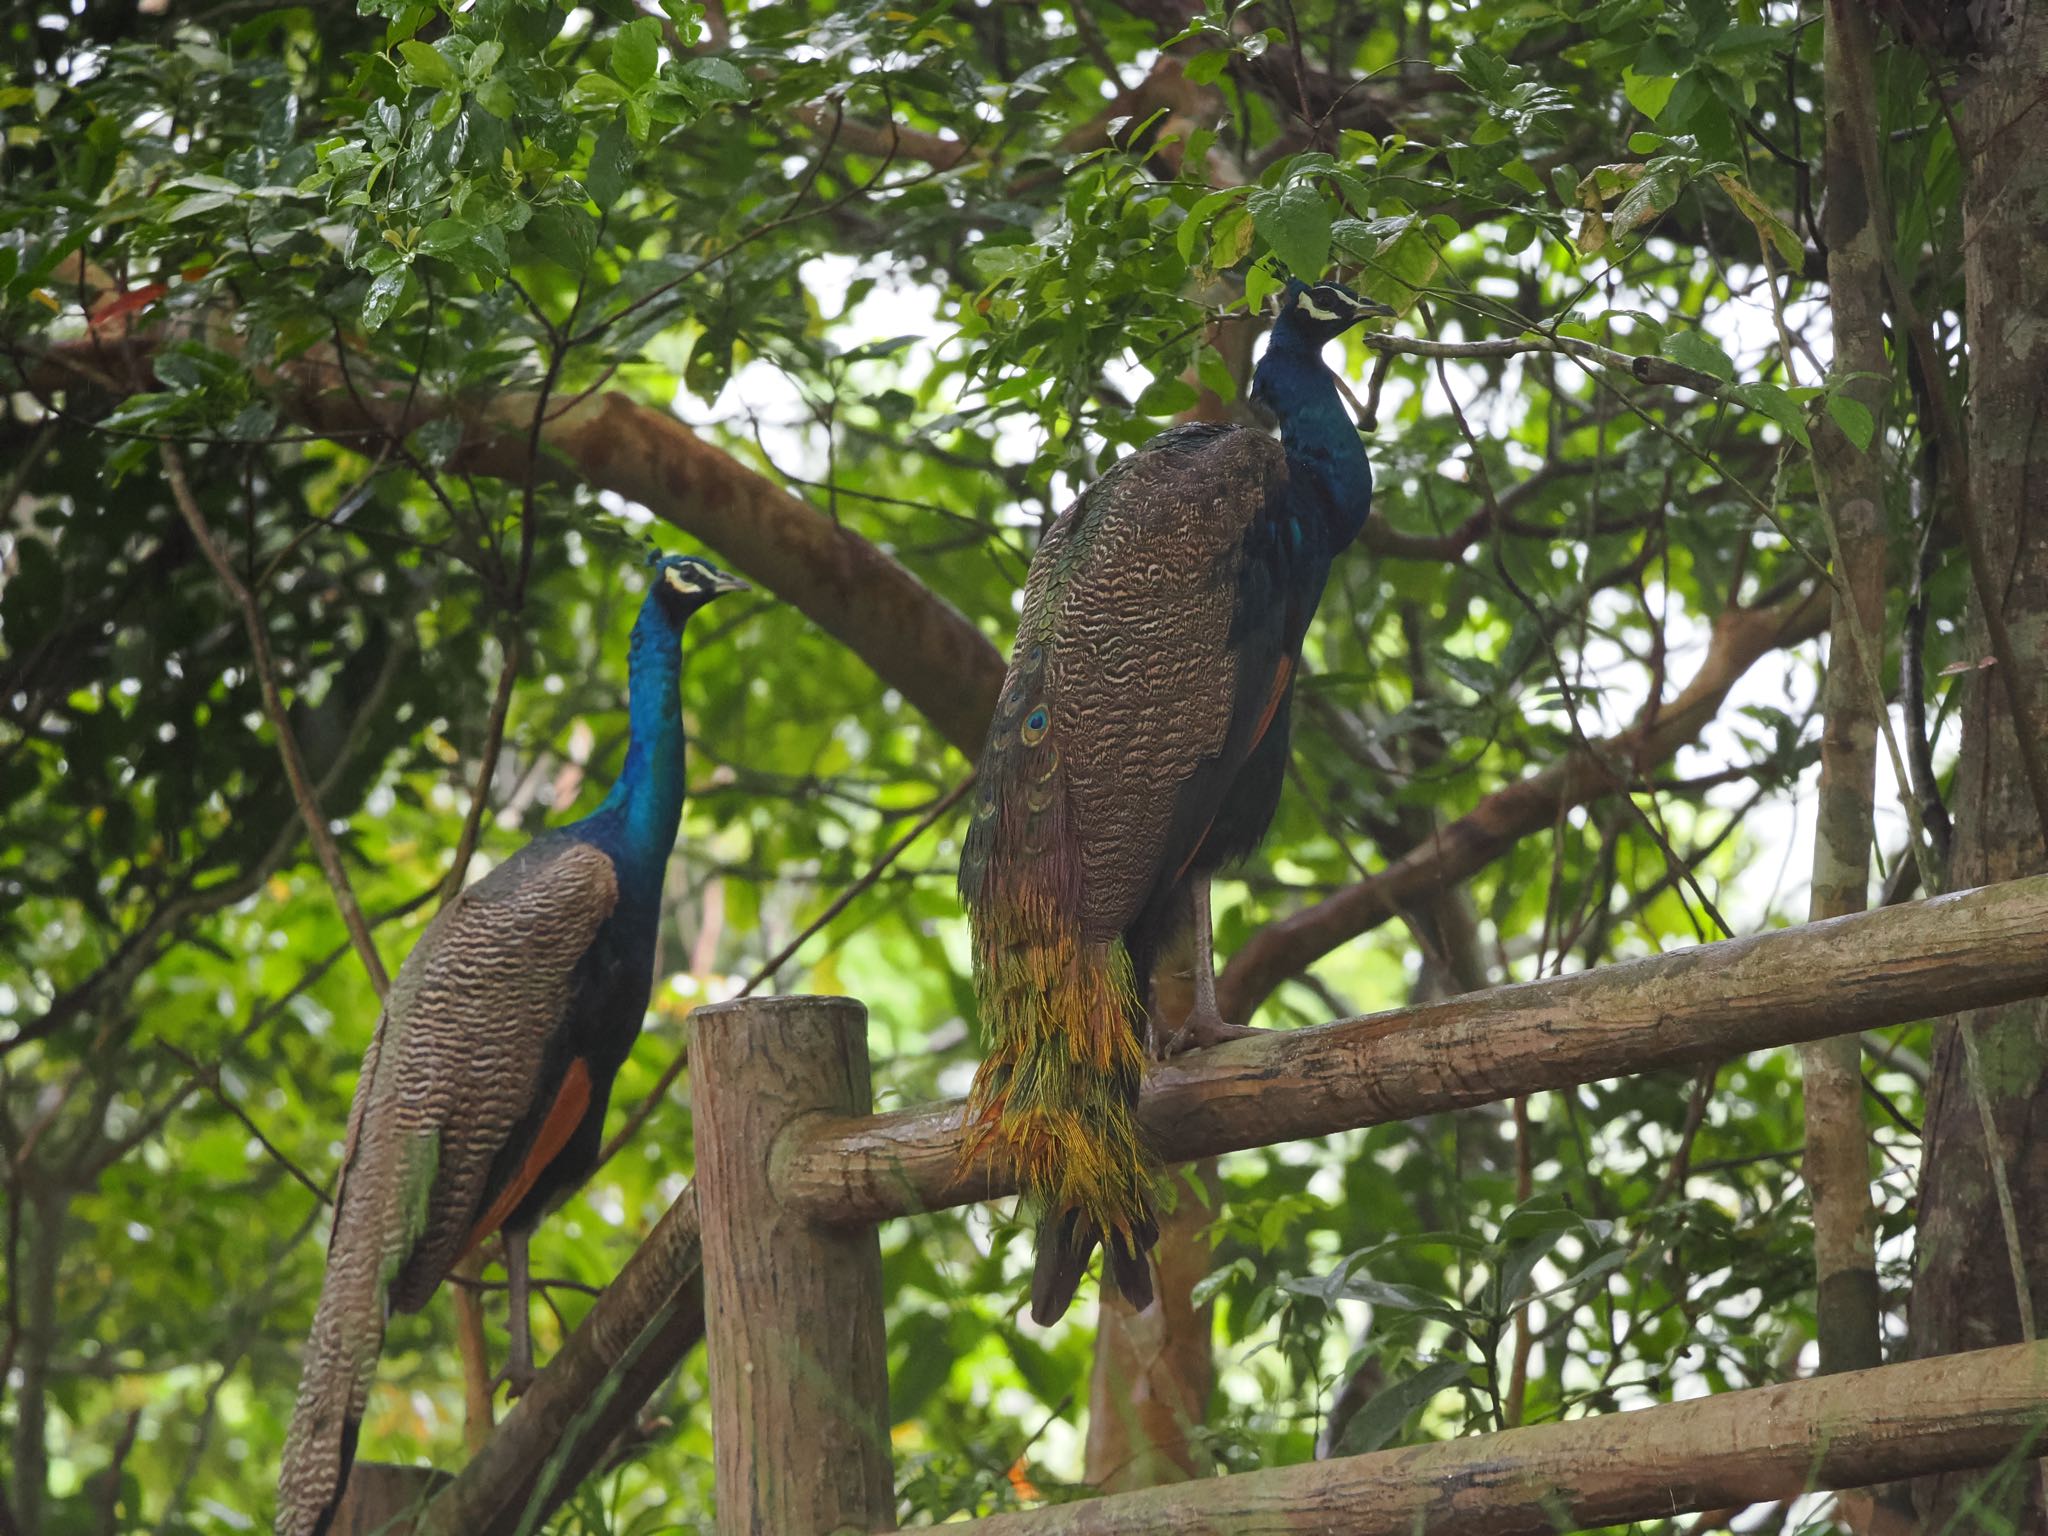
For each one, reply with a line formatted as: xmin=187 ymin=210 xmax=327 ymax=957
xmin=1216 ymin=584 xmax=1828 ymax=1018
xmin=416 ymin=1192 xmax=705 ymax=1536
xmin=20 ymin=338 xmax=1005 ymax=758
xmin=780 ymin=871 xmax=2048 ymax=1222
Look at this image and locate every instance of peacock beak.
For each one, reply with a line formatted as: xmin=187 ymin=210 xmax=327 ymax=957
xmin=709 ymin=570 xmax=752 ymax=596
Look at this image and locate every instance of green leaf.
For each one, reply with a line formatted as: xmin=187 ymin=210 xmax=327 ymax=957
xmin=674 ymin=56 xmax=750 ymax=104
xmin=1248 ymin=181 xmax=1330 ymax=280
xmin=166 ymin=191 xmax=234 ymax=221
xmin=1190 ymin=1257 xmax=1254 ymax=1308
xmin=167 ymin=173 xmax=245 ymax=195
xmin=971 ymin=243 xmax=1043 ymax=281
xmin=1714 ymin=173 xmax=1805 ymax=269
xmin=612 ymin=18 xmax=661 ymax=91
xmin=360 ymin=267 xmax=407 ymax=330
xmin=659 ymin=0 xmax=705 ymax=45
xmin=1661 ymin=329 xmax=1734 ymax=383
xmin=572 ymin=72 xmax=631 ymax=108
xmin=397 ymin=40 xmax=459 ymax=92
xmin=1827 ymin=393 xmax=1876 ymax=454
xmin=475 ymin=78 xmax=518 ymax=119
xmin=1244 ymin=260 xmax=1283 ymax=312
xmin=586 ymin=117 xmax=632 ymax=209
xmin=1732 ymin=380 xmax=1812 ymax=448
xmin=1335 ymin=1359 xmax=1472 ymax=1457
xmin=1622 ymin=67 xmax=1675 ymax=120
xmin=1135 ymin=374 xmax=1198 ymax=416
xmin=416 ymin=218 xmax=472 ymax=254
xmin=1454 ymin=42 xmax=1510 ymax=97
xmin=526 ymin=204 xmax=596 ymax=272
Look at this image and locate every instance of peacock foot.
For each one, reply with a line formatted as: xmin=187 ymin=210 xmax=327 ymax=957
xmin=1153 ymin=1007 xmax=1266 ymax=1060
xmin=492 ymin=1352 xmax=538 ymax=1402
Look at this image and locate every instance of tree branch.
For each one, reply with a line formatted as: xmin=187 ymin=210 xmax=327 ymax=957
xmin=1216 ymin=584 xmax=1828 ymax=1019
xmin=158 ymin=444 xmax=390 ymax=997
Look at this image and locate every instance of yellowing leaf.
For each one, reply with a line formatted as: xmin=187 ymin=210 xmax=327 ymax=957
xmin=1714 ymin=173 xmax=1804 ymax=269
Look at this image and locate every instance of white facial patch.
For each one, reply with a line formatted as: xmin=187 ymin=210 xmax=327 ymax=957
xmin=663 ymin=566 xmax=695 ymax=594
xmin=1298 ymin=293 xmax=1343 ymax=321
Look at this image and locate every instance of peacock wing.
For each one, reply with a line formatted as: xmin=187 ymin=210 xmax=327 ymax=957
xmin=279 ymin=836 xmax=618 ymax=1536
xmin=1022 ymin=424 xmax=1291 ymax=941
xmin=350 ymin=834 xmax=620 ymax=1309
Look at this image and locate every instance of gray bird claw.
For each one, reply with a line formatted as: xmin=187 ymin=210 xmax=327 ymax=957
xmin=1153 ymin=1008 xmax=1266 ymax=1060
xmin=492 ymin=1356 xmax=537 ymax=1402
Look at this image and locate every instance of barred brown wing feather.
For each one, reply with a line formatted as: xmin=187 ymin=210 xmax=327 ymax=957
xmin=1042 ymin=426 xmax=1289 ymax=940
xmin=276 ymin=838 xmax=618 ymax=1536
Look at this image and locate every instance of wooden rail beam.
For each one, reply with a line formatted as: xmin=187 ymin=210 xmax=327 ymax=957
xmin=944 ymin=1340 xmax=2048 ymax=1535
xmin=779 ymin=872 xmax=2048 ymax=1222
xmin=693 ymin=995 xmax=893 ymax=1535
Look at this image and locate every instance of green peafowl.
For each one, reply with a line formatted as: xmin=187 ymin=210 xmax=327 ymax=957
xmin=276 ymin=552 xmax=748 ymax=1536
xmin=960 ymin=279 xmax=1390 ymax=1325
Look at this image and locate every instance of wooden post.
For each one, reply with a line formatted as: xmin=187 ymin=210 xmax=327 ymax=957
xmin=692 ymin=995 xmax=893 ymax=1536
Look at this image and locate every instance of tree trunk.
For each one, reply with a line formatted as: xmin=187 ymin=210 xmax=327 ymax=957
xmin=1800 ymin=0 xmax=1888 ymax=1379
xmin=1908 ymin=6 xmax=2048 ymax=1525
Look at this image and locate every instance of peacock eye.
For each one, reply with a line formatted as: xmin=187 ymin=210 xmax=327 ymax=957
xmin=1021 ymin=706 xmax=1050 ymax=745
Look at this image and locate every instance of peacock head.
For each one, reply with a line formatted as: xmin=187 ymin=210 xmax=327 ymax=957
xmin=1271 ymin=278 xmax=1394 ymax=348
xmin=647 ymin=552 xmax=750 ymax=625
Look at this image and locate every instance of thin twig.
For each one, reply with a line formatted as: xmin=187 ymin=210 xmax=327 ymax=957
xmin=592 ymin=772 xmax=975 ymax=1173
xmin=442 ymin=635 xmax=524 ymax=902
xmin=159 ymin=443 xmax=390 ymax=996
xmin=1358 ymin=326 xmax=1729 ymax=398
xmin=156 ymin=1042 xmax=333 ymax=1205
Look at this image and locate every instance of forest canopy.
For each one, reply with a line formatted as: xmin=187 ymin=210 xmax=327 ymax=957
xmin=4 ymin=0 xmax=2042 ymax=1531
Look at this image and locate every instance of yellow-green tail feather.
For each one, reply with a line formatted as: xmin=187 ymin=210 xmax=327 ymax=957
xmin=967 ymin=888 xmax=1158 ymax=1323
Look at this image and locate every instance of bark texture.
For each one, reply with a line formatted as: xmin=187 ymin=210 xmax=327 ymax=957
xmin=783 ymin=874 xmax=2048 ymax=1222
xmin=1910 ymin=5 xmax=2048 ymax=1524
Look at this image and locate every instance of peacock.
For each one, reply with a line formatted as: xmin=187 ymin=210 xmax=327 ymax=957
xmin=960 ymin=279 xmax=1390 ymax=1325
xmin=276 ymin=551 xmax=749 ymax=1536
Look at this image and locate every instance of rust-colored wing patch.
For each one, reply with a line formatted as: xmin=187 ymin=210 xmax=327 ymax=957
xmin=1247 ymin=655 xmax=1295 ymax=753
xmin=460 ymin=1055 xmax=593 ymax=1260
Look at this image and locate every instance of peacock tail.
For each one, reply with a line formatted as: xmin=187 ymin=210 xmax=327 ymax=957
xmin=962 ymin=515 xmax=1159 ymax=1319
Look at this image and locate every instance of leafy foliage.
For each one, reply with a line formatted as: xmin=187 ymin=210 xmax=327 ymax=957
xmin=0 ymin=0 xmax=1978 ymax=1531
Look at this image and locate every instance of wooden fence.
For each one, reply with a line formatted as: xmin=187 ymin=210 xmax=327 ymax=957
xmin=389 ymin=870 xmax=2048 ymax=1536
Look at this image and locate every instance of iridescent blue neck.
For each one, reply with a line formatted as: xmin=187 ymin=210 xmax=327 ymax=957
xmin=574 ymin=593 xmax=687 ymax=906
xmin=1252 ymin=319 xmax=1374 ymax=549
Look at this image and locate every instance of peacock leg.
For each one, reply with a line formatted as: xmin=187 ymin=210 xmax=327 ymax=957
xmin=495 ymin=1229 xmax=538 ymax=1400
xmin=1159 ymin=880 xmax=1266 ymax=1058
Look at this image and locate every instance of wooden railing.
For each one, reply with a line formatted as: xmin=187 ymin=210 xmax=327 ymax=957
xmin=409 ymin=871 xmax=2048 ymax=1535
